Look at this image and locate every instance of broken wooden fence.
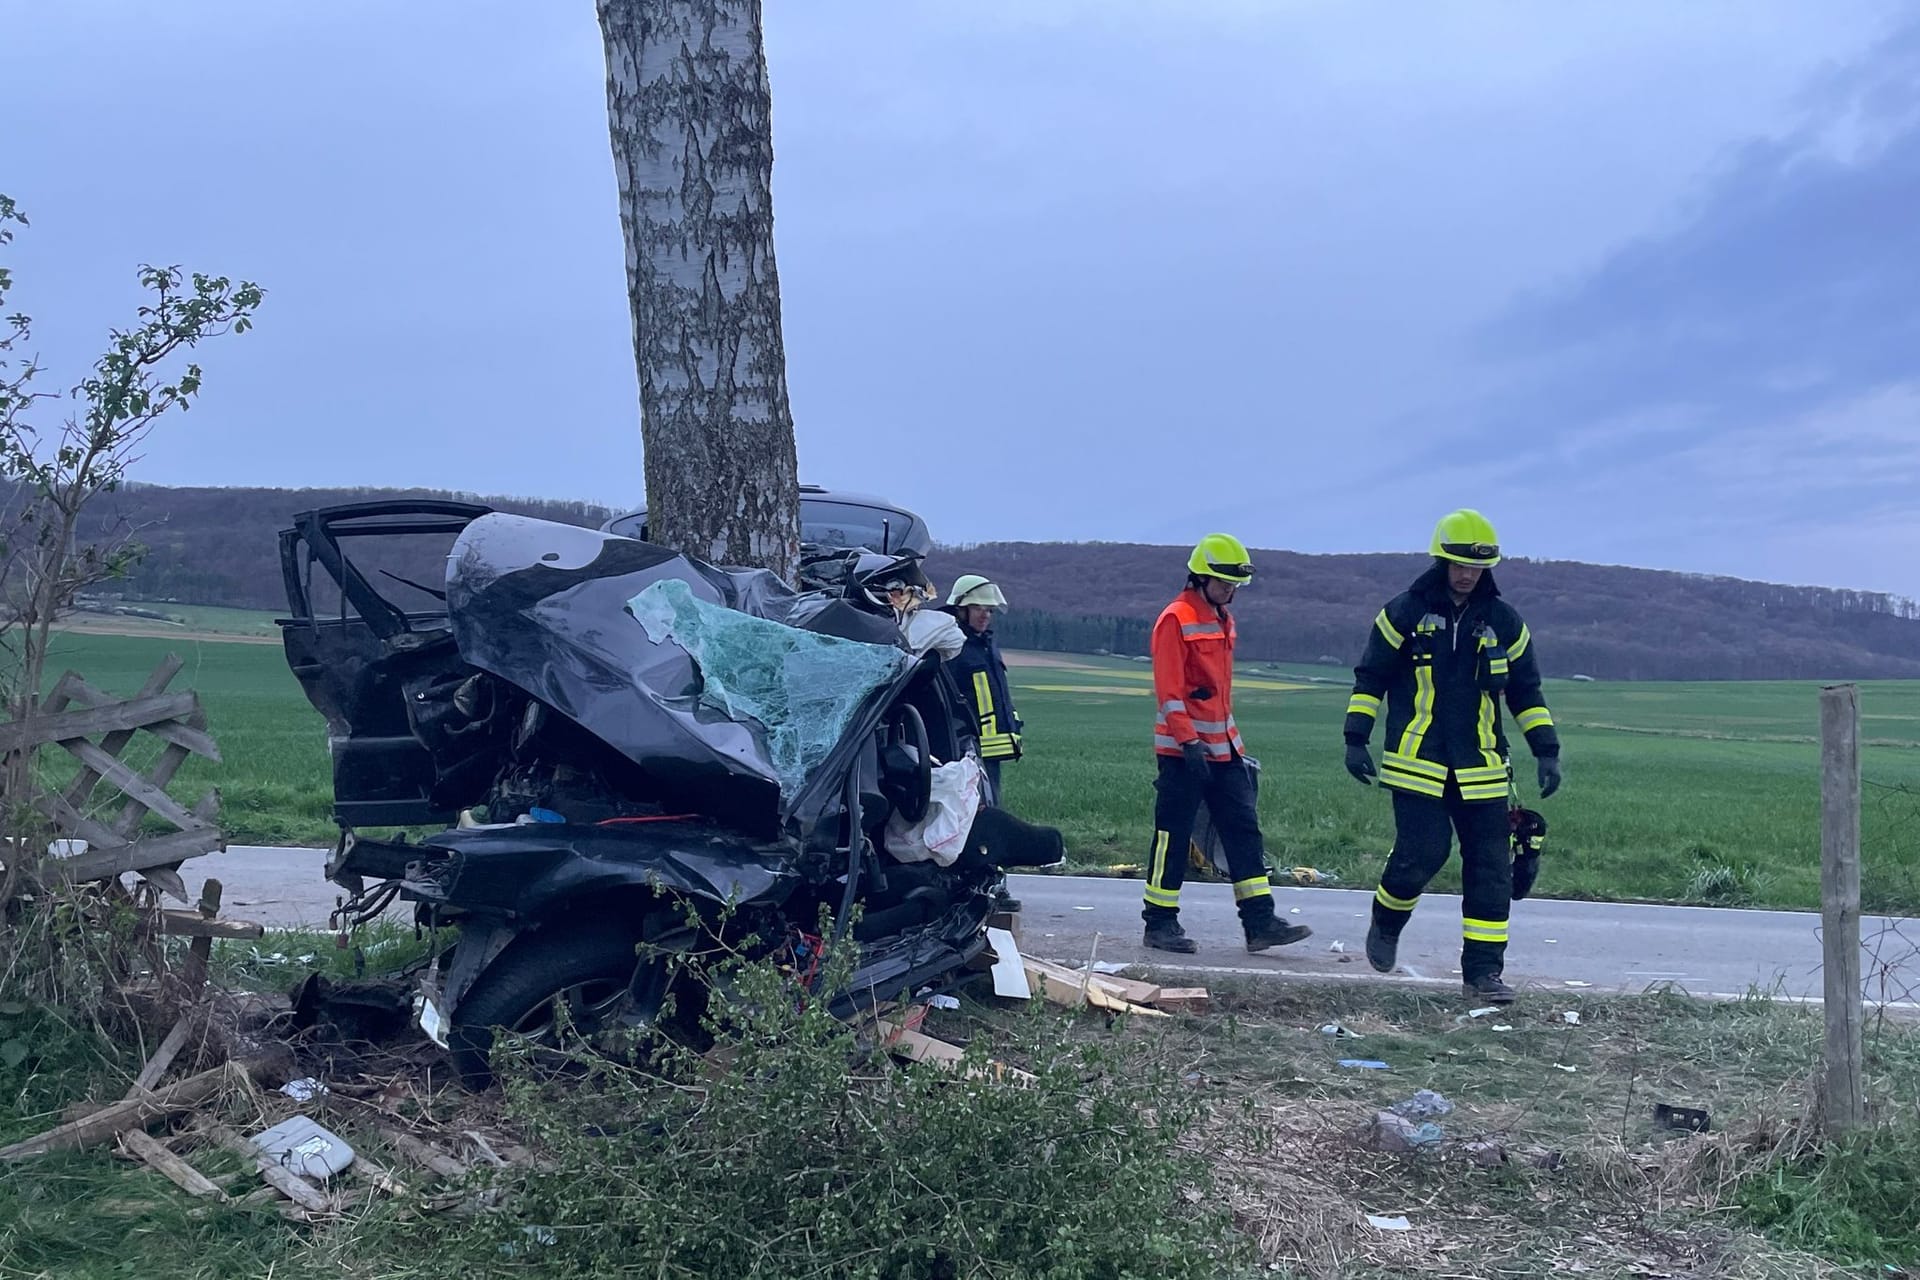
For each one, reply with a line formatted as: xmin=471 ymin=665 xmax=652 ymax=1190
xmin=0 ymin=654 xmax=226 ymax=904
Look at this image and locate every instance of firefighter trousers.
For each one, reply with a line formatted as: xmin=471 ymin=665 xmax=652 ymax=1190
xmin=1370 ymin=780 xmax=1511 ymax=981
xmin=1142 ymin=754 xmax=1275 ymax=926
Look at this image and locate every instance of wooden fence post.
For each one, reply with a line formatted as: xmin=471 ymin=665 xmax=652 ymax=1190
xmin=1820 ymin=683 xmax=1865 ymax=1133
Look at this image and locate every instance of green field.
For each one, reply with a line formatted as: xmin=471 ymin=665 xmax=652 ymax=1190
xmin=28 ymin=632 xmax=1920 ymax=913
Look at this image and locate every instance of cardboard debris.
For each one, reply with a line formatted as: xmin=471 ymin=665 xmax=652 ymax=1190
xmin=874 ymin=1019 xmax=1035 ymax=1083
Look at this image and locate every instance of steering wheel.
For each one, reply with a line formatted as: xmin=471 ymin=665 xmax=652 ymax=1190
xmin=885 ymin=703 xmax=933 ymax=825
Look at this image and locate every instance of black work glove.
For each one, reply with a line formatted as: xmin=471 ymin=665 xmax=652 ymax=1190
xmin=1537 ymin=756 xmax=1562 ymax=799
xmin=1181 ymin=741 xmax=1210 ymax=781
xmin=1344 ymin=742 xmax=1377 ymax=786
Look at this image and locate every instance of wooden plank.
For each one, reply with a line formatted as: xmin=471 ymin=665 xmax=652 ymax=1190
xmin=1820 ymin=683 xmax=1865 ymax=1133
xmin=1151 ymin=987 xmax=1212 ymax=1012
xmin=46 ymin=665 xmax=219 ymax=760
xmin=61 ymin=657 xmax=186 ymax=813
xmin=137 ymin=866 xmax=189 ymax=903
xmin=52 ymin=828 xmax=225 ymax=883
xmin=0 ymin=692 xmax=199 ymax=752
xmin=0 ymin=1061 xmax=249 ymax=1160
xmin=119 ymin=1128 xmax=226 ymax=1200
xmin=125 ymin=1018 xmax=194 ymax=1097
xmin=155 ymin=910 xmax=262 ymax=941
xmin=180 ymin=880 xmax=223 ymax=989
xmin=111 ymin=742 xmax=194 ymax=839
xmin=205 ymin=1122 xmax=334 ymax=1214
xmin=60 ymin=739 xmax=200 ymax=832
xmin=1023 ymin=959 xmax=1170 ymax=1018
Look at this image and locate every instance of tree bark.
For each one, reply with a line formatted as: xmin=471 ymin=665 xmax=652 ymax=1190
xmin=598 ymin=0 xmax=801 ymax=578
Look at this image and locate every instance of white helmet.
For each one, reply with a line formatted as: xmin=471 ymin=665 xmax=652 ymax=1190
xmin=946 ymin=574 xmax=1007 ymax=608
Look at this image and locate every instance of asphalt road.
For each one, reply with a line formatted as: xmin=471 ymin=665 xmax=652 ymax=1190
xmin=197 ymin=846 xmax=1920 ymax=1007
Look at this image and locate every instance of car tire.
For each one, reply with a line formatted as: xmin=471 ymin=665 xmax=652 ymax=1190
xmin=448 ymin=917 xmax=697 ymax=1089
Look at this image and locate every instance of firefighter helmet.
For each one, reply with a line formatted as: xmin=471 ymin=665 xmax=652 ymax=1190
xmin=1430 ymin=509 xmax=1501 ymax=567
xmin=946 ymin=574 xmax=1007 ymax=608
xmin=1187 ymin=533 xmax=1254 ymax=584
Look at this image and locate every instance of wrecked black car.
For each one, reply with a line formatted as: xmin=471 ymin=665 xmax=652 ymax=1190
xmin=276 ymin=501 xmax=1060 ymax=1086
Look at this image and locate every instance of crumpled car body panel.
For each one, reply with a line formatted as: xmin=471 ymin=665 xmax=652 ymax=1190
xmin=443 ymin=513 xmax=915 ymax=838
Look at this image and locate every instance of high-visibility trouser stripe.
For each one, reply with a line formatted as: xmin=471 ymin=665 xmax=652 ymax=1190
xmin=1143 ymin=885 xmax=1180 ymax=908
xmin=1375 ymin=885 xmax=1420 ymax=912
xmin=1380 ymin=769 xmax=1445 ymax=798
xmin=1144 ymin=830 xmax=1175 ymax=896
xmin=1347 ymin=693 xmax=1380 ymax=718
xmin=1463 ymin=917 xmax=1509 ymax=943
xmin=1508 ymin=624 xmax=1531 ymax=662
xmin=1516 ymin=706 xmax=1554 ymax=732
xmin=1233 ymin=876 xmax=1272 ymax=902
xmin=1374 ymin=609 xmax=1404 ymax=649
xmin=1181 ymin=622 xmax=1225 ymax=638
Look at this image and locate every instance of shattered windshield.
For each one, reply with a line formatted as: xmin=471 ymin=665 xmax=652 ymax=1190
xmin=630 ymin=579 xmax=911 ymax=799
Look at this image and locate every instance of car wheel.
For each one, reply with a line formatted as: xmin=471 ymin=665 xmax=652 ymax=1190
xmin=448 ymin=919 xmax=703 ymax=1089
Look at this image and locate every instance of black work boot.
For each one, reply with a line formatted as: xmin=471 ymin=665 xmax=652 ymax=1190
xmin=1143 ymin=918 xmax=1198 ymax=954
xmin=1364 ymin=922 xmax=1398 ymax=973
xmin=1244 ymin=915 xmax=1313 ymax=953
xmin=1463 ymin=972 xmax=1516 ymax=1004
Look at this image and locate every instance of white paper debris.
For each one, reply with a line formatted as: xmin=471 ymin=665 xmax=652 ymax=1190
xmin=1543 ymin=938 xmax=1558 ymax=944
xmin=1328 ymin=940 xmax=1346 ymax=954
xmin=928 ymin=994 xmax=961 ymax=1011
xmin=1074 ymin=905 xmax=1095 ymax=912
xmin=1552 ymin=1063 xmax=1578 ymax=1073
xmin=1491 ymin=1024 xmax=1514 ymax=1032
xmin=1365 ymin=1214 xmax=1412 ymax=1231
xmin=1565 ymin=980 xmax=1592 ymax=988
xmin=985 ymin=927 xmax=1031 ymax=1000
xmin=1090 ymin=961 xmax=1130 ymax=974
xmin=1467 ymin=1007 xmax=1500 ymax=1018
xmin=1289 ymin=908 xmax=1302 ymax=915
xmin=1562 ymin=1010 xmax=1581 ymax=1025
xmin=279 ymin=1077 xmax=328 ymax=1101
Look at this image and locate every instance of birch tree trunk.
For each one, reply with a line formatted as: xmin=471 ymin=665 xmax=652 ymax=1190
xmin=598 ymin=0 xmax=801 ymax=578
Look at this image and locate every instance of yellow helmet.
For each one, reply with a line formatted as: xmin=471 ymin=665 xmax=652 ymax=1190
xmin=1187 ymin=533 xmax=1254 ymax=584
xmin=1430 ymin=509 xmax=1501 ymax=567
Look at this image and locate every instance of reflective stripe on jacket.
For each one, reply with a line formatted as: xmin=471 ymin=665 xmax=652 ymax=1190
xmin=949 ymin=625 xmax=1022 ymax=760
xmin=1152 ymin=588 xmax=1246 ymax=760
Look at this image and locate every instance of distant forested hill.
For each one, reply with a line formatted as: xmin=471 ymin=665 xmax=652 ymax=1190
xmin=50 ymin=483 xmax=1920 ymax=681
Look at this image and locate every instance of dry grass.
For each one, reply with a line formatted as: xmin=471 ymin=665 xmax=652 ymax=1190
xmin=938 ymin=976 xmax=1920 ymax=1277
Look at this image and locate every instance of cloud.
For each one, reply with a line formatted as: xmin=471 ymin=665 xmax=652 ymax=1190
xmin=1477 ymin=19 xmax=1920 ymax=443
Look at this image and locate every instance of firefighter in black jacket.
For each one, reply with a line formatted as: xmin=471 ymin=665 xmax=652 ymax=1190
xmin=942 ymin=575 xmax=1021 ymax=802
xmin=1342 ymin=510 xmax=1562 ymax=1004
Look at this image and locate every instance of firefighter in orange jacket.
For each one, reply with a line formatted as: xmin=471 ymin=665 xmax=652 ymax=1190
xmin=1141 ymin=535 xmax=1314 ymax=955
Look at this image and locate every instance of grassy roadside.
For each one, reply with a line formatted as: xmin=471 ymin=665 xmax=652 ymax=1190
xmin=4 ymin=937 xmax=1918 ymax=1278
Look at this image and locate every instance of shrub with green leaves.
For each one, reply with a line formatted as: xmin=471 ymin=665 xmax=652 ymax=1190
xmin=395 ymin=946 xmax=1249 ymax=1280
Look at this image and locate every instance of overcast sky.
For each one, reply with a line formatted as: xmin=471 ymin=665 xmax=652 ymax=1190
xmin=5 ymin=2 xmax=1915 ymax=598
